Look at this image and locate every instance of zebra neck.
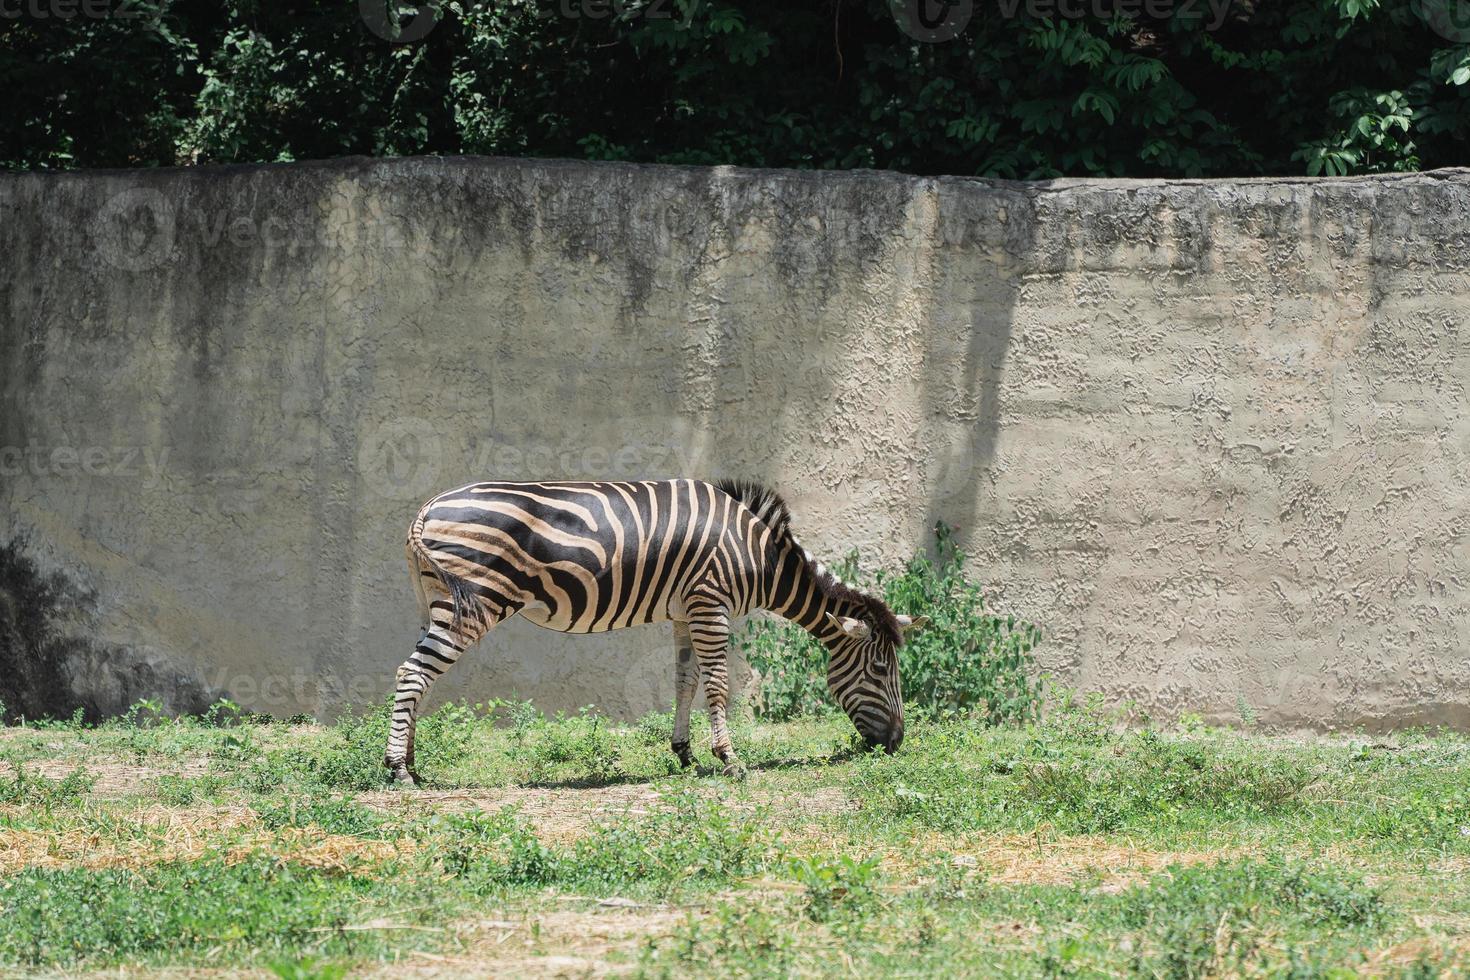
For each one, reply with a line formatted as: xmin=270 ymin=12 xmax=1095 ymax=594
xmin=765 ymin=543 xmax=862 ymax=641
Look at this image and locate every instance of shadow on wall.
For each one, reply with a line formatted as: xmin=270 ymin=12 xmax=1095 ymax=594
xmin=681 ymin=170 xmax=1023 ymax=557
xmin=918 ymin=178 xmax=1027 ymax=547
xmin=0 ymin=538 xmax=219 ymax=722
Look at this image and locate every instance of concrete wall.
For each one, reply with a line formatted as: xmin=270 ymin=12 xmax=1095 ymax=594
xmin=2 ymin=156 xmax=1467 ymax=730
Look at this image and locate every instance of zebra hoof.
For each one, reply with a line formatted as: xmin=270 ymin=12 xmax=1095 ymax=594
xmin=387 ymin=762 xmax=419 ymax=787
xmin=720 ymin=761 xmax=747 ymax=780
xmin=672 ymin=741 xmax=694 ymax=769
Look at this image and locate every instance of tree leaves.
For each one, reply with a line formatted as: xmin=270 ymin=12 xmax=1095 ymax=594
xmin=3 ymin=0 xmax=1467 ymax=177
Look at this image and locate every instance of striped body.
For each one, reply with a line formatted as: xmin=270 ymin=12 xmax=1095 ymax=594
xmin=386 ymin=478 xmax=922 ymax=784
xmin=415 ymin=479 xmax=773 ymax=634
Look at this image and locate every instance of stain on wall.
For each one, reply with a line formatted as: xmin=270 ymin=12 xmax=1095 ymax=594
xmin=1 ymin=157 xmax=1466 ymax=730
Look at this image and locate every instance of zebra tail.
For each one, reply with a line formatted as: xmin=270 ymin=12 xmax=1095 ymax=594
xmin=406 ymin=511 xmax=479 ymax=635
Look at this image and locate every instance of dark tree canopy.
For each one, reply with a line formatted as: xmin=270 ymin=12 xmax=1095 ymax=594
xmin=3 ymin=0 xmax=1469 ymax=177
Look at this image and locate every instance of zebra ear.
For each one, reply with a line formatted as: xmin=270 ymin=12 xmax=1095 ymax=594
xmin=895 ymin=614 xmax=930 ymax=634
xmin=825 ymin=612 xmax=871 ymax=640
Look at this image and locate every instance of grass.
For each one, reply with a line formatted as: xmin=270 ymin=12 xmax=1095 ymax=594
xmin=0 ymin=698 xmax=1467 ymax=975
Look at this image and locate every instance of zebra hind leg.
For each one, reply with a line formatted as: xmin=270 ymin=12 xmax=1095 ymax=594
xmin=671 ymin=622 xmax=698 ymax=768
xmin=385 ymin=600 xmax=491 ymax=786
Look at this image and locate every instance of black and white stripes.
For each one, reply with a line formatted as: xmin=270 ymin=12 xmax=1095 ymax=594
xmin=386 ymin=478 xmax=925 ymax=784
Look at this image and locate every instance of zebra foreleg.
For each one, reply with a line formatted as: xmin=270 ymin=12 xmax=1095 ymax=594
xmin=688 ymin=608 xmax=744 ymax=778
xmin=671 ymin=622 xmax=698 ymax=768
xmin=384 ymin=600 xmax=488 ymax=786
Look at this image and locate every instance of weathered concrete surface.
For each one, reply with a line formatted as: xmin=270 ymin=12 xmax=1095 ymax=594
xmin=2 ymin=157 xmax=1467 ymax=730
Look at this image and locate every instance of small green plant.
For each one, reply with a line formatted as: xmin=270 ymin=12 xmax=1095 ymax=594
xmin=741 ymin=522 xmax=1043 ymax=724
xmin=201 ymin=699 xmax=250 ymax=727
xmin=267 ymin=958 xmax=349 ymax=980
xmin=632 ymin=710 xmax=674 ymax=746
xmin=646 ymin=903 xmax=796 ymax=973
xmin=122 ymin=699 xmax=167 ymax=728
xmin=574 ymin=788 xmax=780 ymax=895
xmin=788 ymin=853 xmax=882 ymax=922
xmin=883 ymin=522 xmax=1044 ymax=724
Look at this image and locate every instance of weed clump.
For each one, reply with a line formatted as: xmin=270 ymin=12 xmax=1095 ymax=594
xmin=0 ymin=765 xmax=94 ymax=808
xmin=788 ymin=853 xmax=882 ymax=923
xmin=507 ymin=703 xmax=624 ymax=784
xmin=253 ymin=795 xmax=385 ymax=837
xmin=426 ymin=807 xmax=560 ymax=887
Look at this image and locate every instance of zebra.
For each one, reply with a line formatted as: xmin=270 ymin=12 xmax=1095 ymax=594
xmin=386 ymin=478 xmax=928 ymax=784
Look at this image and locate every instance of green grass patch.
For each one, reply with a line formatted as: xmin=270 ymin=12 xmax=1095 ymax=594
xmin=0 ymin=857 xmax=435 ymax=968
xmin=2 ymin=698 xmax=1468 ymax=974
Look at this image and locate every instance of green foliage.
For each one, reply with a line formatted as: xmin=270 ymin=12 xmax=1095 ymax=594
xmin=1295 ymin=87 xmax=1422 ymax=174
xmin=267 ymin=959 xmax=349 ymax=980
xmin=426 ymin=807 xmax=560 ymax=887
xmin=5 ymin=2 xmax=1468 ymax=177
xmin=1017 ymin=727 xmax=1315 ymax=832
xmin=739 ymin=617 xmax=833 ymax=723
xmin=122 ymin=698 xmax=168 ymax=728
xmin=152 ymin=773 xmax=231 ymax=806
xmin=0 ymin=764 xmax=95 ymax=808
xmin=741 ymin=522 xmax=1043 ymax=724
xmin=1335 ymin=775 xmax=1470 ymax=845
xmin=573 ymin=788 xmax=780 ymax=891
xmin=882 ymin=522 xmax=1044 ymax=723
xmin=646 ymin=903 xmax=797 ymax=975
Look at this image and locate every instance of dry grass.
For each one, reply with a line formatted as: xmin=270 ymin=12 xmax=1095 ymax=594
xmin=0 ymin=805 xmax=402 ymax=874
xmin=942 ymin=831 xmax=1248 ymax=888
xmin=370 ymin=905 xmax=688 ymax=978
xmin=357 ymin=783 xmax=853 ymax=850
xmin=358 ymin=783 xmax=669 ymax=848
xmin=1359 ymin=936 xmax=1470 ymax=975
xmin=766 ymin=819 xmax=1249 ymax=890
xmin=25 ymin=758 xmax=213 ymax=796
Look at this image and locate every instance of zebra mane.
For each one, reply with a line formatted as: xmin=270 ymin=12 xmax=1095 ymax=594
xmin=712 ymin=478 xmax=903 ymax=647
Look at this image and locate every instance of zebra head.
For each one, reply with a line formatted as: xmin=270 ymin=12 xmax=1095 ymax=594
xmin=824 ymin=610 xmax=929 ymax=753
